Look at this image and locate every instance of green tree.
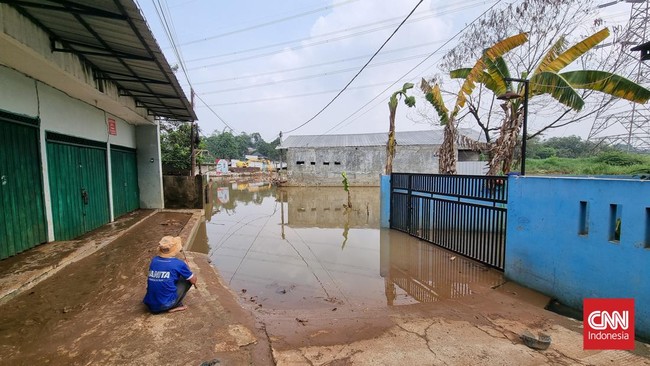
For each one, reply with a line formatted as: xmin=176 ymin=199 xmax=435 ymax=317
xmin=204 ymin=131 xmax=241 ymax=159
xmin=160 ymin=121 xmax=193 ymax=171
xmin=450 ymin=28 xmax=650 ymax=175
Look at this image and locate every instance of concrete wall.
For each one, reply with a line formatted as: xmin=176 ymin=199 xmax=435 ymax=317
xmin=163 ymin=175 xmax=205 ymax=209
xmin=1 ymin=65 xmax=147 ymax=240
xmin=0 ymin=2 xmax=176 ymax=244
xmin=136 ymin=124 xmax=164 ymax=209
xmin=505 ymin=176 xmax=650 ymax=339
xmin=285 ymin=145 xmax=439 ymax=186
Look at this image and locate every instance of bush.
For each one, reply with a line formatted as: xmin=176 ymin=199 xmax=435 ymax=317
xmin=594 ymin=152 xmax=645 ymax=166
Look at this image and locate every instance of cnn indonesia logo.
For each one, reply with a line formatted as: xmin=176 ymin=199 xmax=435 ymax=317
xmin=583 ymin=298 xmax=635 ymax=350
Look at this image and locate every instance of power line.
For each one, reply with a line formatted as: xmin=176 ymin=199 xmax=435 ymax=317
xmin=194 ymin=93 xmax=235 ymax=132
xmin=282 ymin=0 xmax=425 ymax=135
xmin=178 ymin=0 xmax=360 ymax=47
xmin=150 ymin=0 xmax=235 ymax=131
xmin=185 ymin=40 xmax=444 ymax=85
xmin=185 ymin=1 xmax=486 ymax=69
xmin=194 ymin=81 xmax=399 ymax=107
xmin=199 ymin=51 xmax=438 ymax=95
xmin=320 ymin=0 xmax=503 ymax=136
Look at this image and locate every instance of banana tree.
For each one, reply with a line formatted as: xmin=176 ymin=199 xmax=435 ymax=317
xmin=451 ymin=28 xmax=650 ymax=175
xmin=385 ymin=83 xmax=416 ymax=175
xmin=421 ymin=32 xmax=529 ymax=174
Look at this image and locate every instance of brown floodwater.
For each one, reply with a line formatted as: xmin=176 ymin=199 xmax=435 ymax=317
xmin=192 ymin=179 xmax=504 ymax=311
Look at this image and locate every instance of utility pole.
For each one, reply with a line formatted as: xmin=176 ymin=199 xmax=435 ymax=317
xmin=190 ymin=88 xmax=196 ymax=177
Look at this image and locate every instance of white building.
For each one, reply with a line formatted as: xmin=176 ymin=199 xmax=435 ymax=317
xmin=0 ymin=1 xmax=195 ymax=259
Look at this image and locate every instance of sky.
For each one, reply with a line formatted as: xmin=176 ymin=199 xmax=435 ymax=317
xmin=135 ymin=0 xmax=636 ymax=143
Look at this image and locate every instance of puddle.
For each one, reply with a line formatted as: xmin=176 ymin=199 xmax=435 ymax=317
xmin=202 ymin=180 xmax=504 ymax=310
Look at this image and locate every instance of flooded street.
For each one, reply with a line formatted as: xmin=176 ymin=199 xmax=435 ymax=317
xmin=193 ymin=178 xmax=505 ymax=312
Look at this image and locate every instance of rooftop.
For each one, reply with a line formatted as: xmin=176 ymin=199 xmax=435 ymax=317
xmin=4 ymin=0 xmax=196 ymax=121
xmin=279 ymin=129 xmax=484 ymax=149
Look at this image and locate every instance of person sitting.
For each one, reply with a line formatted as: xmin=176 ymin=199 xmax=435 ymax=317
xmin=143 ymin=236 xmax=197 ymax=314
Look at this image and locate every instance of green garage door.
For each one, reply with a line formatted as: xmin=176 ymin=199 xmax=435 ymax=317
xmin=0 ymin=112 xmax=48 ymax=260
xmin=111 ymin=146 xmax=139 ymax=218
xmin=47 ymin=133 xmax=110 ymax=241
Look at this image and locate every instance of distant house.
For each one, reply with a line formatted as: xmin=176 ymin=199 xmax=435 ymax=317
xmin=215 ymin=159 xmax=229 ymax=174
xmin=0 ymin=1 xmax=195 ymax=259
xmin=277 ymin=129 xmax=484 ymax=186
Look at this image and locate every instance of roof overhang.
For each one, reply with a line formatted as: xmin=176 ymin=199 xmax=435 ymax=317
xmin=631 ymin=41 xmax=650 ymax=61
xmin=2 ymin=0 xmax=196 ymax=121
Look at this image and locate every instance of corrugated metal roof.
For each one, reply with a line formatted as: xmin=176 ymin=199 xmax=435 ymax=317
xmin=7 ymin=0 xmax=196 ymax=121
xmin=279 ymin=128 xmax=484 ymax=149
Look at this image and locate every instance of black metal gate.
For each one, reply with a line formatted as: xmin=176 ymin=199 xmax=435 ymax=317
xmin=390 ymin=173 xmax=508 ymax=269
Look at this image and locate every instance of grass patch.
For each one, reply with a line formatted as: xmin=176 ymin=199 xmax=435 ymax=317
xmin=527 ymin=152 xmax=650 ymax=176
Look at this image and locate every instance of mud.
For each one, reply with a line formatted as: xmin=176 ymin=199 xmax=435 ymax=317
xmin=0 ymin=211 xmax=274 ymax=365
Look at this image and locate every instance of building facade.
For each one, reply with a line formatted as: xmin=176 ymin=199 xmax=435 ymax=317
xmin=278 ymin=129 xmax=483 ymax=186
xmin=0 ymin=1 xmax=195 ymax=259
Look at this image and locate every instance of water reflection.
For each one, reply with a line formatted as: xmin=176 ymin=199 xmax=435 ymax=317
xmin=380 ymin=230 xmax=504 ymax=306
xmin=282 ymin=186 xmax=379 ymax=229
xmin=200 ymin=180 xmax=504 ymax=310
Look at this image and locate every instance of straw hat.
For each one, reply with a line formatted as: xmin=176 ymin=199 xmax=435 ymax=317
xmin=158 ymin=236 xmax=182 ymax=258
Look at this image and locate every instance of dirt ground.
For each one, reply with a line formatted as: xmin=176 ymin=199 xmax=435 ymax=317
xmin=0 ymin=211 xmax=271 ymax=365
xmin=0 ymin=210 xmax=649 ymax=365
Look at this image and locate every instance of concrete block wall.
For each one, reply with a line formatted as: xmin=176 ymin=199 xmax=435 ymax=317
xmin=505 ymin=176 xmax=650 ymax=339
xmin=285 ymin=145 xmax=439 ymax=186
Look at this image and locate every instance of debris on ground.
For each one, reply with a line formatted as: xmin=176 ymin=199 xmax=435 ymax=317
xmin=200 ymin=359 xmax=220 ymax=366
xmin=521 ymin=330 xmax=552 ymax=350
xmin=296 ymin=318 xmax=308 ymax=326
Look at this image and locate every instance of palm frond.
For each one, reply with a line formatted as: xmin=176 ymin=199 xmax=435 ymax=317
xmin=451 ymin=33 xmax=527 ymax=117
xmin=452 ymin=58 xmax=485 ymax=116
xmin=534 ymin=36 xmax=567 ymax=74
xmin=419 ymin=78 xmax=432 ymax=94
xmin=561 ymin=70 xmax=650 ymax=103
xmin=450 ymin=68 xmax=471 ymax=79
xmin=484 ymin=57 xmax=510 ymax=96
xmin=530 ymin=72 xmax=585 ymax=111
xmin=546 ymin=28 xmax=609 ymax=72
xmin=451 ymin=68 xmax=504 ymax=96
xmin=422 ymin=82 xmax=450 ymax=125
xmin=483 ymin=32 xmax=529 ymax=61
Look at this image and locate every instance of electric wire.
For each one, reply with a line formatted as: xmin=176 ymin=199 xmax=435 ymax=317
xmin=179 ymin=0 xmax=360 ymax=47
xmin=185 ymin=1 xmax=484 ymax=66
xmin=199 ymin=51 xmax=438 ymax=95
xmin=319 ymin=1 xmax=504 ymax=136
xmin=151 ymin=0 xmax=235 ymax=131
xmin=195 ymin=81 xmax=401 ymax=107
xmin=323 ymin=0 xmax=627 ymax=136
xmin=282 ymin=0 xmax=425 ymax=135
xmin=185 ymin=40 xmax=444 ymax=85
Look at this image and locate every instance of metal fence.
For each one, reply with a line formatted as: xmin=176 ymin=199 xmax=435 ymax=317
xmin=390 ymin=173 xmax=508 ymax=269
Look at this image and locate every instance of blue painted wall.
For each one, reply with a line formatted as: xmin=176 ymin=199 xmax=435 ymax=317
xmin=380 ymin=175 xmax=390 ymax=228
xmin=505 ymin=176 xmax=650 ymax=338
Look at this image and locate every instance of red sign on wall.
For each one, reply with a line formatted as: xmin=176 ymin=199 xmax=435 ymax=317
xmin=108 ymin=118 xmax=117 ymax=136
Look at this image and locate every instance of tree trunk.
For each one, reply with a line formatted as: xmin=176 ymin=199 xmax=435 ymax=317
xmin=487 ymin=104 xmax=522 ymax=175
xmin=438 ymin=120 xmax=457 ymax=175
xmin=385 ymin=106 xmax=397 ymax=175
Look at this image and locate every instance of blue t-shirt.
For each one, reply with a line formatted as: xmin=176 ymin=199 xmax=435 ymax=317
xmin=143 ymin=256 xmax=193 ymax=313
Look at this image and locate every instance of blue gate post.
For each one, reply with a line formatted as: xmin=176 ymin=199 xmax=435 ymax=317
xmin=380 ymin=174 xmax=391 ymax=228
